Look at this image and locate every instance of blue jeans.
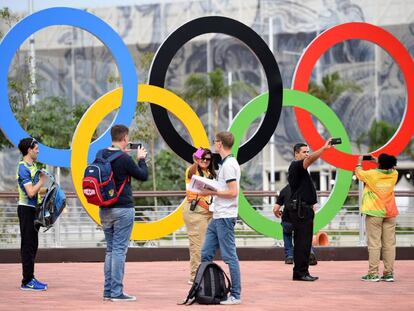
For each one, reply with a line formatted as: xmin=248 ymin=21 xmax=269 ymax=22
xmin=282 ymin=221 xmax=294 ymax=259
xmin=282 ymin=221 xmax=315 ymax=259
xmin=100 ymin=207 xmax=134 ymax=297
xmin=201 ymin=218 xmax=241 ymax=299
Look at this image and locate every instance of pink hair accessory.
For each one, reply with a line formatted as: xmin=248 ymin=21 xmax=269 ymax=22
xmin=193 ymin=148 xmax=205 ymax=159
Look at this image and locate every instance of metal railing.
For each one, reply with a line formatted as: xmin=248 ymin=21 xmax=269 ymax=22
xmin=0 ymin=191 xmax=413 ymax=248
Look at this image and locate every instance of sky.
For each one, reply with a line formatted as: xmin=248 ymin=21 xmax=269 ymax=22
xmin=1 ymin=0 xmax=175 ymax=13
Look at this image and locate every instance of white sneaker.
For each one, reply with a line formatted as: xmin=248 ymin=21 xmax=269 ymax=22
xmin=220 ymin=296 xmax=242 ymax=305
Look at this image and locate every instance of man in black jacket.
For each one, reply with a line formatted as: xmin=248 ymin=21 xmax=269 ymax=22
xmin=287 ymin=140 xmax=331 ymax=281
xmin=100 ymin=125 xmax=148 ymax=301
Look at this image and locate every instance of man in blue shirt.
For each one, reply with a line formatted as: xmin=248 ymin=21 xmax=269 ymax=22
xmin=16 ymin=138 xmax=47 ymax=291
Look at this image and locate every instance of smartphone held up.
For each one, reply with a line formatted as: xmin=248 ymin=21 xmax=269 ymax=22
xmin=329 ymin=138 xmax=342 ymax=145
xmin=362 ymin=155 xmax=373 ymax=161
xmin=128 ymin=142 xmax=142 ymax=149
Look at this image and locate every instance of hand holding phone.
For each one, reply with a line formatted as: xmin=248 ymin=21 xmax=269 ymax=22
xmin=137 ymin=145 xmax=147 ymax=160
xmin=362 ymin=154 xmax=373 ymax=161
xmin=128 ymin=142 xmax=142 ymax=149
xmin=330 ymin=137 xmax=342 ymax=145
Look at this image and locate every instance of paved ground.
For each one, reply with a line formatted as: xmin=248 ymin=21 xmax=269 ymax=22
xmin=1 ymin=260 xmax=413 ymax=311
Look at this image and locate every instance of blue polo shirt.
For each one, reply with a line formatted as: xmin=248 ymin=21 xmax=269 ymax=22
xmin=16 ymin=161 xmax=41 ymax=207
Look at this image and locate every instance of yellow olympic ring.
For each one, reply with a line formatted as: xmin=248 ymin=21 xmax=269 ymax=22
xmin=71 ymin=85 xmax=209 ymax=240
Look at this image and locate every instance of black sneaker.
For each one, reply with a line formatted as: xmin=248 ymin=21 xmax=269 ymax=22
xmin=111 ymin=293 xmax=136 ymax=302
xmin=285 ymin=258 xmax=293 ymax=264
xmin=309 ymin=253 xmax=318 ymax=266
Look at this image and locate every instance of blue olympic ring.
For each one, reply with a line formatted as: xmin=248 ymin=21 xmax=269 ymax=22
xmin=0 ymin=7 xmax=138 ymax=167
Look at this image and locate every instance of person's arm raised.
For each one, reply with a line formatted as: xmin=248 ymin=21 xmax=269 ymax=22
xmin=303 ymin=139 xmax=332 ymax=170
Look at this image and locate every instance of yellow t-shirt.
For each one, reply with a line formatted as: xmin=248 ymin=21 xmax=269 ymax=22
xmin=355 ymin=167 xmax=398 ymax=217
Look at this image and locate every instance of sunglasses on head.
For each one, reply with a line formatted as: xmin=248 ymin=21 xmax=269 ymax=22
xmin=30 ymin=138 xmax=38 ymax=148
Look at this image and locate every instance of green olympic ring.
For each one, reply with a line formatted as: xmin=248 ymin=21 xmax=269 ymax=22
xmin=230 ymin=89 xmax=353 ymax=239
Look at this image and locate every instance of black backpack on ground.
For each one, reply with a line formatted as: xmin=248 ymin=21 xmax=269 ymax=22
xmin=181 ymin=262 xmax=231 ymax=305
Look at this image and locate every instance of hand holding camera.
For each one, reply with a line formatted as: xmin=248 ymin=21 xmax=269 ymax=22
xmin=137 ymin=146 xmax=147 ymax=160
xmin=128 ymin=142 xmax=142 ymax=149
xmin=361 ymin=154 xmax=377 ymax=162
xmin=130 ymin=143 xmax=147 ymax=160
xmin=362 ymin=154 xmax=373 ymax=161
xmin=126 ymin=142 xmax=147 ymax=160
xmin=329 ymin=137 xmax=342 ymax=145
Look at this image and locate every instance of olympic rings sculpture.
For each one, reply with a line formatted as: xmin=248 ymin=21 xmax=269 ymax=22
xmin=1 ymin=7 xmax=413 ymax=240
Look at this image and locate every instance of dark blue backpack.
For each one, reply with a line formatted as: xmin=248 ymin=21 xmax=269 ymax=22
xmin=34 ymin=170 xmax=66 ymax=231
xmin=82 ymin=150 xmax=128 ymax=206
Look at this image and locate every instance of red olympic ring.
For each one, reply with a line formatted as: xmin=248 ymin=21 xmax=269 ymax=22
xmin=292 ymin=22 xmax=414 ymax=171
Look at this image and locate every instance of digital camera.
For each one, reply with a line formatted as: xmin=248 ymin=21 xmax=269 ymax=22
xmin=128 ymin=142 xmax=142 ymax=149
xmin=330 ymin=138 xmax=342 ymax=145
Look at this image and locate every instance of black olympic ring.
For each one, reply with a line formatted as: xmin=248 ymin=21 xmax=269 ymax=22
xmin=148 ymin=16 xmax=283 ymax=164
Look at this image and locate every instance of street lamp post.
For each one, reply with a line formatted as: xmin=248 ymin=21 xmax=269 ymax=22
xmin=228 ymin=71 xmax=233 ymax=128
xmin=28 ymin=0 xmax=36 ymax=106
xmin=268 ymin=17 xmax=276 ymax=205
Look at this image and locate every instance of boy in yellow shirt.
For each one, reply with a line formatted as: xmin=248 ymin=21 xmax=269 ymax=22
xmin=355 ymin=153 xmax=398 ymax=282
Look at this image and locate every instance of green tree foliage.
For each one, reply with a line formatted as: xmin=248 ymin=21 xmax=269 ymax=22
xmin=308 ymin=72 xmax=363 ymax=151
xmin=183 ymin=68 xmax=257 ymax=134
xmin=308 ymin=71 xmax=362 ymax=105
xmin=133 ymin=149 xmax=186 ymax=207
xmin=366 ymin=120 xmax=413 ymax=158
xmin=367 ymin=120 xmax=396 ymax=152
xmin=23 ymin=96 xmax=87 ymax=148
xmin=0 ymin=7 xmax=18 ymax=37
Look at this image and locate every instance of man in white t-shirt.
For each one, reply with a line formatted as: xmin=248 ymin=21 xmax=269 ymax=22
xmin=199 ymin=131 xmax=241 ymax=305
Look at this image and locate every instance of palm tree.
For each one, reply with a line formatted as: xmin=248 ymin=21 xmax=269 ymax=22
xmin=308 ymin=71 xmax=362 ymax=106
xmin=308 ymin=71 xmax=362 ymax=191
xmin=367 ymin=120 xmax=396 ymax=152
xmin=183 ymin=68 xmax=256 ymax=135
xmin=308 ymin=71 xmax=363 ymax=141
xmin=365 ymin=120 xmax=413 ymax=159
